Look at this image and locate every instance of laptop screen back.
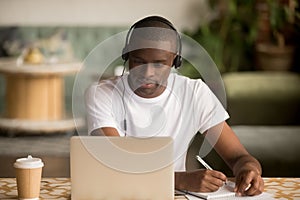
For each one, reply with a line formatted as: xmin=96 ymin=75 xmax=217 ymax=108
xmin=70 ymin=136 xmax=174 ymax=200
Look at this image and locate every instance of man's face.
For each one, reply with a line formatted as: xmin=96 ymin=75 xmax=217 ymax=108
xmin=128 ymin=47 xmax=175 ymax=98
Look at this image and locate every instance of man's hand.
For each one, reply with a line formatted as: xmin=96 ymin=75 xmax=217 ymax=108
xmin=234 ymin=169 xmax=264 ymax=196
xmin=175 ymin=169 xmax=227 ymax=192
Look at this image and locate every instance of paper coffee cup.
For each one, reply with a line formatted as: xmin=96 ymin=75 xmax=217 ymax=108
xmin=14 ymin=155 xmax=44 ymax=200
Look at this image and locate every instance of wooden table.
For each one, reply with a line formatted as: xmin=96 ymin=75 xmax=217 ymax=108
xmin=0 ymin=58 xmax=84 ymax=133
xmin=0 ymin=178 xmax=299 ymax=199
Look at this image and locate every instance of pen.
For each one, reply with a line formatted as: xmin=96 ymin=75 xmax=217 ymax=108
xmin=196 ymin=155 xmax=227 ymax=185
xmin=195 ymin=155 xmax=213 ymax=170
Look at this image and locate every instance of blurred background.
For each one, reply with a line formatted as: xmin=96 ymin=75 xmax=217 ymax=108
xmin=0 ymin=0 xmax=299 ymax=178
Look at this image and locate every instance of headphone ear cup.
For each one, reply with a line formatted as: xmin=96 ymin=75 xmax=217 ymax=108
xmin=122 ymin=47 xmax=129 ymax=62
xmin=173 ymin=55 xmax=182 ymax=69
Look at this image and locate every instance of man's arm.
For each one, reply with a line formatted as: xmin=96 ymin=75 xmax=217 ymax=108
xmin=91 ymin=127 xmax=120 ymax=136
xmin=175 ymin=122 xmax=263 ymax=196
xmin=210 ymin=122 xmax=264 ymax=196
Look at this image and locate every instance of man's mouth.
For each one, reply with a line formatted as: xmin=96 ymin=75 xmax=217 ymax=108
xmin=140 ymin=83 xmax=156 ymax=89
xmin=137 ymin=79 xmax=157 ymax=88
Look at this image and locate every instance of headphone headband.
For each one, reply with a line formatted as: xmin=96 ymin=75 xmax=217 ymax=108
xmin=122 ymin=16 xmax=182 ymax=68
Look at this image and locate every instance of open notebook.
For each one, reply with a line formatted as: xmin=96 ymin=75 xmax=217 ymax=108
xmin=183 ymin=181 xmax=274 ymax=200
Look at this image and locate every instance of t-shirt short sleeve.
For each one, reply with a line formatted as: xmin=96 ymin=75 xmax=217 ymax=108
xmin=192 ymin=79 xmax=229 ymax=134
xmin=85 ymin=81 xmax=122 ymax=135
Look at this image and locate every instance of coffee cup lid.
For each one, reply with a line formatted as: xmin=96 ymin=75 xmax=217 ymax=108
xmin=14 ymin=155 xmax=44 ymax=169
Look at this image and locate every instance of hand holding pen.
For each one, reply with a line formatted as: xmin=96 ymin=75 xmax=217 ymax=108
xmin=195 ymin=155 xmax=228 ymax=186
xmin=175 ymin=155 xmax=227 ymax=193
xmin=196 ymin=155 xmax=259 ymax=196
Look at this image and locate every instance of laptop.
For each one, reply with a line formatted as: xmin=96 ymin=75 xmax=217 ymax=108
xmin=70 ymin=136 xmax=174 ymax=200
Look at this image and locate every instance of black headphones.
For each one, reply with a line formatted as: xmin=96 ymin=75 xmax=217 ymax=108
xmin=122 ymin=16 xmax=182 ymax=69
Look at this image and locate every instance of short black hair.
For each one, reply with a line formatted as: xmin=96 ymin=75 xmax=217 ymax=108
xmin=128 ymin=17 xmax=178 ymax=52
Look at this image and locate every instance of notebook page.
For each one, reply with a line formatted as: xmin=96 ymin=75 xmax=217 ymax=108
xmin=186 ymin=181 xmax=235 ymax=199
xmin=186 ymin=192 xmax=274 ymax=200
xmin=185 ymin=181 xmax=274 ymax=200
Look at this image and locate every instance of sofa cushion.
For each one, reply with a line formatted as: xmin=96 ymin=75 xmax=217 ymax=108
xmin=223 ymin=72 xmax=300 ymax=125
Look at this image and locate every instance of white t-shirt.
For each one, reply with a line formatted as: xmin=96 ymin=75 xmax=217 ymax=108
xmin=85 ymin=73 xmax=229 ymax=171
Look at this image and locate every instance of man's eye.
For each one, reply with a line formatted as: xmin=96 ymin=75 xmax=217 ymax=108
xmin=153 ymin=63 xmax=164 ymax=67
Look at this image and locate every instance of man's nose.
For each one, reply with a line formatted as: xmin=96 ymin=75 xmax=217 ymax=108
xmin=142 ymin=63 xmax=155 ymax=77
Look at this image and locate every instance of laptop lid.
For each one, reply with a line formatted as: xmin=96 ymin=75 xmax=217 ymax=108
xmin=70 ymin=136 xmax=174 ymax=200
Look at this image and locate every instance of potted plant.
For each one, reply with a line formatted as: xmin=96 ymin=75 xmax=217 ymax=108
xmin=181 ymin=0 xmax=258 ymax=75
xmin=255 ymin=0 xmax=299 ymax=71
